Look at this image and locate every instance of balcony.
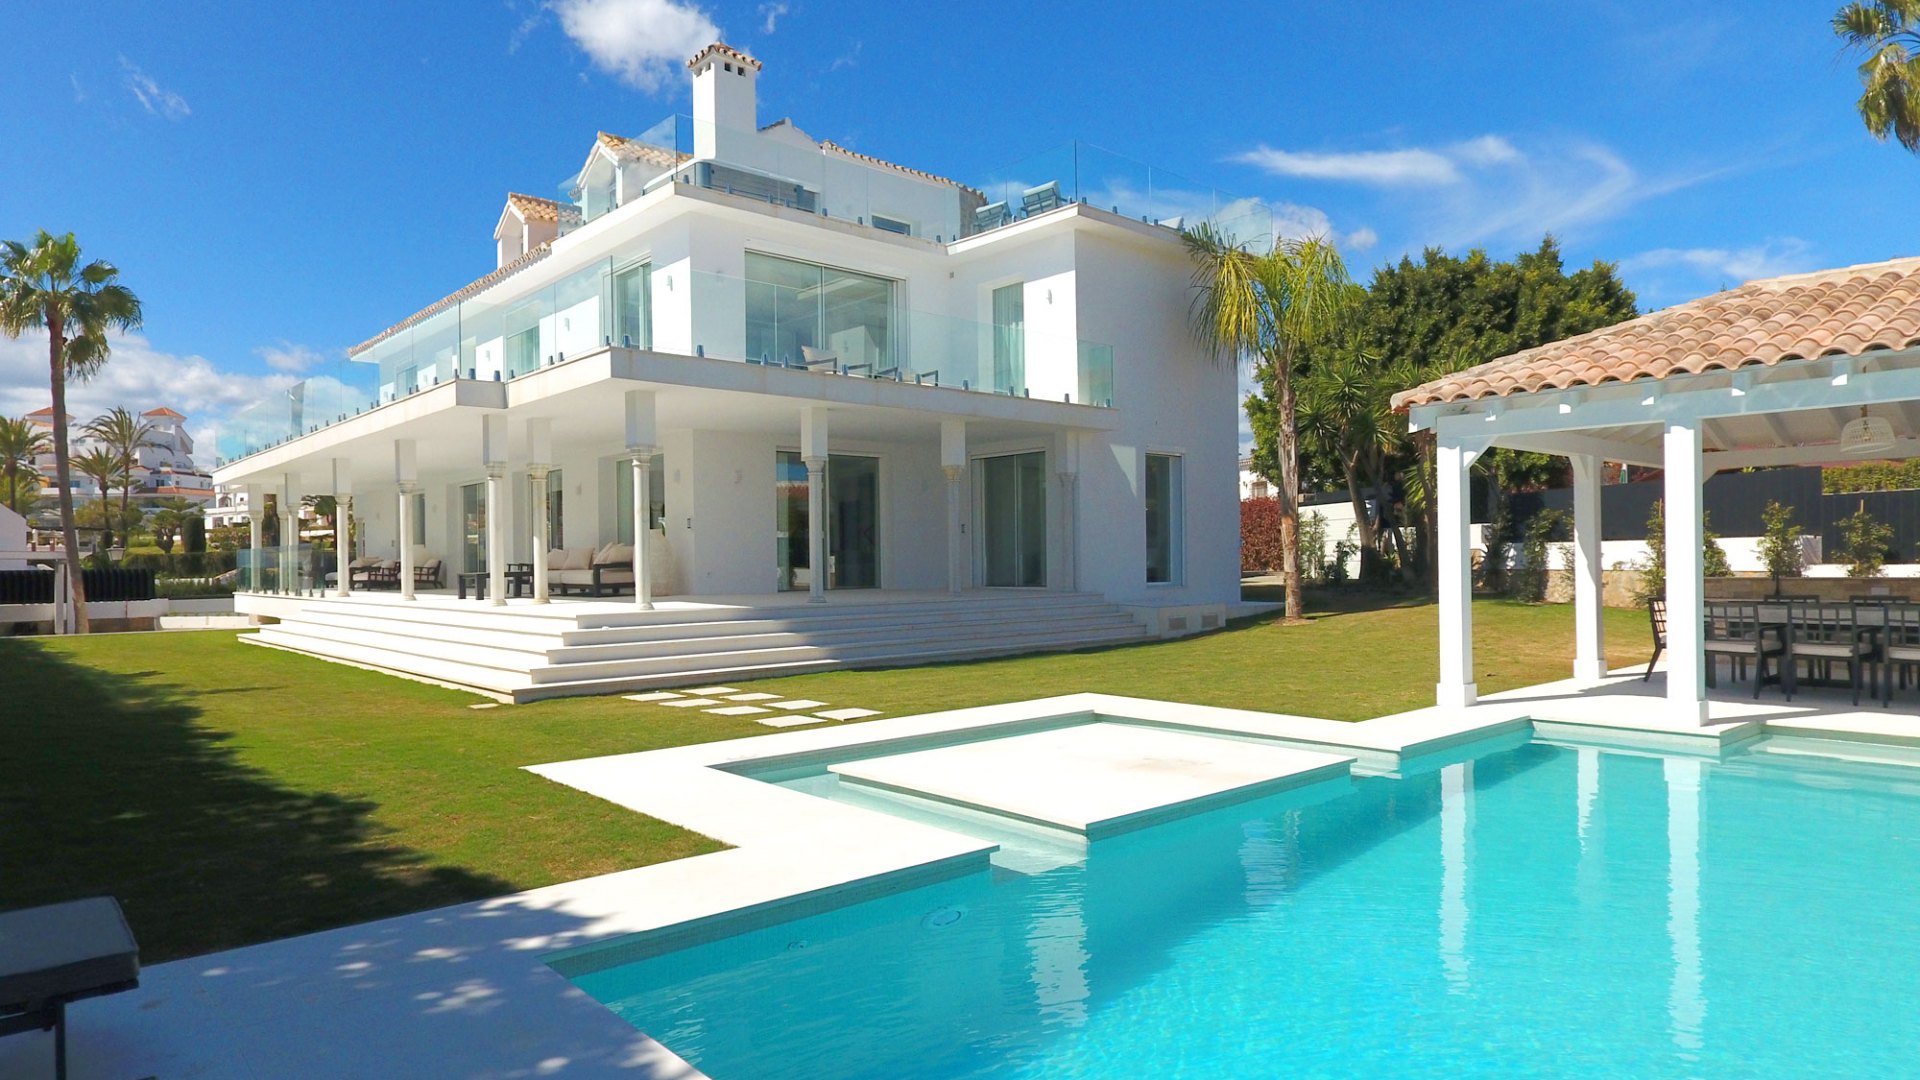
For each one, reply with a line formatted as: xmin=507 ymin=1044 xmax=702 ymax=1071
xmin=214 ymin=265 xmax=1116 ymax=467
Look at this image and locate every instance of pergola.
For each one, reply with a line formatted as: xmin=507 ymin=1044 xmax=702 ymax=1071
xmin=1394 ymin=257 xmax=1920 ymax=725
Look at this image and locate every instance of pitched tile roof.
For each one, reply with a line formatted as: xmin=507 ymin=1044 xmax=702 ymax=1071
xmin=588 ymin=131 xmax=689 ymax=173
xmin=503 ymin=192 xmax=582 ymax=225
xmin=818 ymin=140 xmax=979 ymax=195
xmin=1392 ymin=256 xmax=1920 ymax=410
xmin=141 ymin=407 xmax=185 ymax=419
xmin=686 ymin=42 xmax=762 ymax=72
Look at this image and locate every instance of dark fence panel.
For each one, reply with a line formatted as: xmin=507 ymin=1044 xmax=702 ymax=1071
xmin=0 ymin=570 xmax=53 ymax=604
xmin=1528 ymin=466 xmax=1920 ymax=559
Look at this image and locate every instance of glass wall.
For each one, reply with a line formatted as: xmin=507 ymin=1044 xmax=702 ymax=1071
xmin=613 ymin=262 xmax=651 ymax=349
xmin=460 ymin=482 xmax=486 ymax=573
xmin=775 ymin=451 xmax=809 ymax=592
xmin=547 ymin=469 xmax=565 ymax=550
xmin=992 ymin=283 xmax=1025 ymax=395
xmin=408 ymin=492 xmax=426 ymax=547
xmin=775 ymin=451 xmax=880 ymax=590
xmin=1145 ymin=453 xmax=1183 ymax=584
xmin=978 ymin=451 xmax=1047 ymax=588
xmin=745 ymin=253 xmax=893 ymax=370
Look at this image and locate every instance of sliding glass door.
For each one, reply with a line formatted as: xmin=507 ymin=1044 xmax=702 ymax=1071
xmin=976 ymin=451 xmax=1047 ymax=588
xmin=775 ymin=451 xmax=880 ymax=591
xmin=745 ymin=253 xmax=893 ymax=369
xmin=460 ymin=482 xmax=486 ymax=573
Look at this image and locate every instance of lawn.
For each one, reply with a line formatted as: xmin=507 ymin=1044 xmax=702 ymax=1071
xmin=1 ymin=594 xmax=1646 ymax=961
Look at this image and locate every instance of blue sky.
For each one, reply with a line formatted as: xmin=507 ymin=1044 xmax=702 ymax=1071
xmin=2 ymin=0 xmax=1915 ymax=452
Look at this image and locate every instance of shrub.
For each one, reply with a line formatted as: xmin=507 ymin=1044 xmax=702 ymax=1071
xmin=1823 ymin=460 xmax=1920 ymax=494
xmin=1633 ymin=500 xmax=1731 ymax=604
xmin=1837 ymin=504 xmax=1894 ymax=578
xmin=1511 ymin=509 xmax=1569 ymax=603
xmin=1298 ymin=511 xmax=1328 ymax=584
xmin=1758 ymin=500 xmax=1804 ymax=593
xmin=1240 ymin=497 xmax=1285 ymax=574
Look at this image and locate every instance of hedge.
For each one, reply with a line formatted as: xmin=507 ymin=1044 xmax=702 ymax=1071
xmin=1241 ymin=497 xmax=1285 ymax=574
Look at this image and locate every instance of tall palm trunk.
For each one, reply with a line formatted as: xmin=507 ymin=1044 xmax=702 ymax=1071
xmin=1276 ymin=360 xmax=1304 ymax=620
xmin=46 ymin=310 xmax=88 ymax=632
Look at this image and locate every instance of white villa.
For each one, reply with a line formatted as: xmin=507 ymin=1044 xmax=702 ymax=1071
xmin=211 ymin=43 xmax=1261 ymax=700
xmin=27 ymin=405 xmax=213 ymax=505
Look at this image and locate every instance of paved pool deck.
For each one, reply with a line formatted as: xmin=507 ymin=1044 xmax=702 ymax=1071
xmin=11 ymin=684 xmax=1920 ymax=1079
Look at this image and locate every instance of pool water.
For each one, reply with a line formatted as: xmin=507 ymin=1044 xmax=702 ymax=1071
xmin=567 ymin=737 xmax=1920 ymax=1078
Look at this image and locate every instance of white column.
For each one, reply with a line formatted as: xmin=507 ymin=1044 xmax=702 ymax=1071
xmin=625 ymin=392 xmax=659 ymax=611
xmin=394 ymin=440 xmax=418 ymax=600
xmin=277 ymin=474 xmax=297 ymax=595
xmin=1055 ymin=431 xmax=1080 ymax=593
xmin=1570 ymin=454 xmax=1606 ymax=682
xmin=481 ymin=417 xmax=508 ymax=606
xmin=1436 ymin=437 xmax=1486 ymax=708
xmin=397 ymin=483 xmax=418 ymax=600
xmin=941 ymin=420 xmax=966 ymax=594
xmin=803 ymin=408 xmax=830 ymax=603
xmin=245 ymin=483 xmax=264 ymax=593
xmin=1664 ymin=420 xmax=1708 ymax=724
xmin=525 ymin=420 xmax=553 ymax=605
xmin=485 ymin=464 xmax=506 ymax=605
xmin=529 ymin=465 xmax=552 ymax=603
xmin=331 ymin=459 xmax=353 ymax=598
xmin=629 ymin=450 xmax=656 ymax=609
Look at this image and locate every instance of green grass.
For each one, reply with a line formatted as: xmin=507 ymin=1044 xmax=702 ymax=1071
xmin=1 ymin=594 xmax=1646 ymax=961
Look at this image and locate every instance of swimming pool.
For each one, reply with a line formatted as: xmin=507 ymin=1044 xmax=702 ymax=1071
xmin=564 ymin=735 xmax=1920 ymax=1078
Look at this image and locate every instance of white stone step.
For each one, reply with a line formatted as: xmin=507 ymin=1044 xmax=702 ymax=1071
xmin=246 ymin=628 xmax=535 ymax=696
xmin=547 ymin=611 xmax=1142 ymax=663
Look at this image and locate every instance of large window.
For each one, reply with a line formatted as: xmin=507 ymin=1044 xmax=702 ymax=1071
xmin=546 ymin=469 xmax=564 ymax=550
xmin=612 ymin=456 xmax=667 ymax=544
xmin=460 ymin=482 xmax=486 ymax=573
xmin=991 ymin=282 xmax=1025 ymax=394
xmin=745 ymin=253 xmax=893 ymax=369
xmin=408 ymin=491 xmax=426 ymax=547
xmin=1145 ymin=453 xmax=1184 ymax=585
xmin=612 ymin=262 xmax=651 ymax=349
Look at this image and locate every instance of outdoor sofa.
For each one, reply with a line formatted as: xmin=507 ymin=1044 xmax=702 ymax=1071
xmin=548 ymin=543 xmax=634 ymax=597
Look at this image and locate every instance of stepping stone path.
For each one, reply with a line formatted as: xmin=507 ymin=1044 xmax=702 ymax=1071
xmin=625 ymin=690 xmax=884 ymax=727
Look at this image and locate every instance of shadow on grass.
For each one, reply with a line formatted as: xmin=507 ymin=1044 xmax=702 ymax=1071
xmin=0 ymin=638 xmax=517 ymax=963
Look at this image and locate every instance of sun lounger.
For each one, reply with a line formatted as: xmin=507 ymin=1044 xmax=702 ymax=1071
xmin=0 ymin=897 xmax=140 ymax=1080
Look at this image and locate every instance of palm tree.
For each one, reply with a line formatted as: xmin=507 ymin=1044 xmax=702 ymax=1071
xmin=1185 ymin=225 xmax=1353 ymax=620
xmin=1836 ymin=0 xmax=1920 ymax=150
xmin=146 ymin=496 xmax=196 ymax=554
xmin=0 ymin=231 xmax=142 ymax=632
xmin=85 ymin=406 xmax=158 ymax=541
xmin=71 ymin=447 xmax=127 ymax=552
xmin=0 ymin=415 xmax=50 ymax=516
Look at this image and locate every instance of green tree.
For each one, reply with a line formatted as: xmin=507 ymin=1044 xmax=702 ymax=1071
xmin=1633 ymin=500 xmax=1731 ymax=603
xmin=1835 ymin=0 xmax=1920 ymax=151
xmin=1758 ymin=500 xmax=1806 ymax=594
xmin=71 ymin=446 xmax=127 ymax=551
xmin=2 ymin=471 xmax=44 ymax=519
xmin=0 ymin=231 xmax=143 ymax=632
xmin=146 ymin=496 xmax=197 ymax=554
xmin=1259 ymin=238 xmax=1636 ymax=591
xmin=1837 ymin=503 xmax=1895 ymax=576
xmin=0 ymin=415 xmax=50 ymax=517
xmin=85 ymin=406 xmax=158 ymax=541
xmin=1187 ymin=226 xmax=1354 ymax=620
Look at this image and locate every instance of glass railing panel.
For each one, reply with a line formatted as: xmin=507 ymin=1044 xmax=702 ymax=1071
xmin=1078 ymin=342 xmax=1115 ymax=408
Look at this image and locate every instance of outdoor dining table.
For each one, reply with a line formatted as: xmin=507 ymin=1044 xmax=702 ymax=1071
xmin=458 ymin=563 xmax=534 ymax=601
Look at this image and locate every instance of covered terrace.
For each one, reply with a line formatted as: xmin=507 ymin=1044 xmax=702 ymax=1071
xmin=1395 ymin=256 xmax=1920 ymax=727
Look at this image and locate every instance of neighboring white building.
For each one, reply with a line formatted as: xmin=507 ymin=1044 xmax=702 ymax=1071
xmin=25 ymin=405 xmax=214 ymax=505
xmin=211 ymin=43 xmax=1262 ymax=698
xmin=1237 ymin=456 xmax=1272 ymax=500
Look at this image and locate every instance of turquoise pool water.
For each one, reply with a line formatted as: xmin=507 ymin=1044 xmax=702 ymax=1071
xmin=568 ymin=737 xmax=1920 ymax=1078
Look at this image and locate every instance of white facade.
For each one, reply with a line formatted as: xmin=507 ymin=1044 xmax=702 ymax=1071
xmin=214 ymin=43 xmax=1241 ymax=634
xmin=26 ymin=406 xmax=212 ymax=503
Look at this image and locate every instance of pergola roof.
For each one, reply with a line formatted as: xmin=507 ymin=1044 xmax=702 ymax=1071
xmin=1392 ymin=256 xmax=1920 ymax=410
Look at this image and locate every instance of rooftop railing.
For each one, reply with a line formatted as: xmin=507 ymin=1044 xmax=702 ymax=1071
xmin=558 ymin=115 xmax=1275 ymax=252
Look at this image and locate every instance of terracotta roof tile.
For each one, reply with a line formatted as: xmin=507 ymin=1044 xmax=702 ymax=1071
xmin=503 ymin=192 xmax=582 ymax=225
xmin=686 ymin=42 xmax=762 ymax=72
xmin=817 ymin=140 xmax=980 ymax=196
xmin=591 ymin=132 xmax=689 ymax=171
xmin=1392 ymin=256 xmax=1920 ymax=409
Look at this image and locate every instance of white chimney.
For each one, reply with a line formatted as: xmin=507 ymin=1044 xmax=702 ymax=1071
xmin=688 ymin=42 xmax=761 ymax=155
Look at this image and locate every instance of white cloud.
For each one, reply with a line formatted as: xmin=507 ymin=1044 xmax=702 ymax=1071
xmin=1451 ymin=134 xmax=1522 ymax=167
xmin=1237 ymin=146 xmax=1461 ymax=186
xmin=1622 ymin=238 xmax=1818 ymax=287
xmin=828 ymin=41 xmax=862 ymax=71
xmin=1268 ymin=201 xmax=1334 ymax=241
xmin=548 ymin=0 xmax=720 ymax=91
xmin=0 ymin=331 xmax=294 ymax=464
xmin=1344 ymin=226 xmax=1379 ymax=252
xmin=758 ymin=1 xmax=789 ymax=33
xmin=255 ymin=342 xmax=330 ymax=374
xmin=119 ymin=57 xmax=189 ymax=121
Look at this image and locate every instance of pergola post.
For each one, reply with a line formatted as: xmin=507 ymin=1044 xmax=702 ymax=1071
xmin=1663 ymin=419 xmax=1709 ymax=724
xmin=1436 ymin=436 xmax=1486 ymax=709
xmin=1570 ymin=454 xmax=1607 ymax=682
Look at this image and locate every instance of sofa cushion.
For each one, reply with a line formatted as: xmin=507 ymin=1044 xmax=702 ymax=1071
xmin=567 ymin=546 xmax=596 ymax=570
xmin=595 ymin=542 xmax=634 ymax=567
xmin=545 ymin=548 xmax=570 ymax=570
xmin=409 ymin=545 xmax=432 ymax=564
